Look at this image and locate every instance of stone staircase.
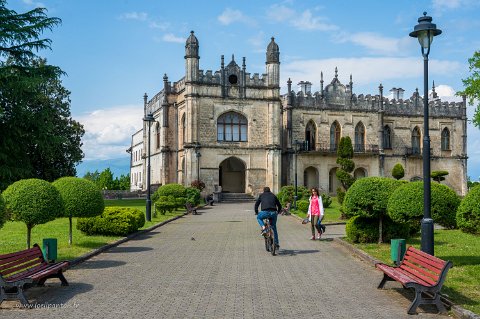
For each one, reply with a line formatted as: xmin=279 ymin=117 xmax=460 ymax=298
xmin=220 ymin=192 xmax=256 ymax=202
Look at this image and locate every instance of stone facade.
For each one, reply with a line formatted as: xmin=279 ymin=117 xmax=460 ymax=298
xmin=129 ymin=32 xmax=468 ymax=196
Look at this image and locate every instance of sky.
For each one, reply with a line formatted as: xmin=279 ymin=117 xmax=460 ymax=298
xmin=8 ymin=0 xmax=480 ymax=181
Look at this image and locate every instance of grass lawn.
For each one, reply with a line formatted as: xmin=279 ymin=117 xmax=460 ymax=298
xmin=291 ymin=196 xmax=343 ymax=223
xmin=0 ymin=199 xmax=184 ymax=260
xmin=351 ymin=229 xmax=480 ymax=315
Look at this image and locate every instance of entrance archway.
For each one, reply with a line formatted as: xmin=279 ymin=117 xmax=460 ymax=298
xmin=329 ymin=167 xmax=341 ymax=194
xmin=219 ymin=157 xmax=246 ymax=193
xmin=304 ymin=166 xmax=319 ymax=189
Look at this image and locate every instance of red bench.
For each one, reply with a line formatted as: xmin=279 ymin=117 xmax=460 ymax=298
xmin=0 ymin=244 xmax=69 ymax=305
xmin=376 ymin=246 xmax=452 ymax=314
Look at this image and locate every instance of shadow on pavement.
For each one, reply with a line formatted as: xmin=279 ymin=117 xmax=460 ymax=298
xmin=105 ymin=246 xmax=153 ymax=253
xmin=77 ymin=259 xmax=126 ymax=269
xmin=277 ymin=249 xmax=320 ymax=256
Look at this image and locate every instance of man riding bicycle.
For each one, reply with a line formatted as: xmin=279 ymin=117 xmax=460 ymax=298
xmin=254 ymin=186 xmax=282 ymax=249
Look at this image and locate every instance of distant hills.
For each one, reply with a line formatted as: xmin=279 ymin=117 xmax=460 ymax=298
xmin=75 ymin=157 xmax=130 ymax=178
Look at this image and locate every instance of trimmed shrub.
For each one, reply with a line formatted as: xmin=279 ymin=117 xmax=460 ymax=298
xmin=0 ymin=193 xmax=5 ymax=229
xmin=53 ymin=177 xmax=105 ymax=244
xmin=152 ymin=183 xmax=186 ymax=208
xmin=296 ymin=199 xmax=309 ymax=213
xmin=431 ymin=170 xmax=449 ymax=183
xmin=336 ymin=187 xmax=346 ymax=205
xmin=346 ymin=215 xmax=410 ymax=243
xmin=321 ymin=193 xmax=332 ymax=208
xmin=77 ymin=207 xmax=145 ymax=236
xmin=343 ymin=177 xmax=406 ymax=242
xmin=155 ymin=195 xmax=177 ymax=215
xmin=190 ymin=180 xmax=205 ymax=191
xmin=277 ymin=185 xmax=310 ymax=206
xmin=388 ymin=181 xmax=460 ymax=230
xmin=392 ymin=163 xmax=405 ymax=180
xmin=185 ymin=187 xmax=201 ymax=206
xmin=3 ymin=179 xmax=64 ymax=248
xmin=456 ymin=184 xmax=480 ymax=234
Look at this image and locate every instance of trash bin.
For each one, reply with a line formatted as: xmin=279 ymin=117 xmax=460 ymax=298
xmin=390 ymin=238 xmax=406 ymax=266
xmin=43 ymin=238 xmax=58 ymax=262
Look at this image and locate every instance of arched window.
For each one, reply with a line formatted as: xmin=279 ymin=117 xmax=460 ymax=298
xmin=305 ymin=120 xmax=316 ymax=151
xmin=156 ymin=122 xmax=160 ymax=149
xmin=412 ymin=126 xmax=421 ymax=154
xmin=383 ymin=125 xmax=392 ymax=149
xmin=217 ymin=111 xmax=248 ymax=142
xmin=330 ymin=121 xmax=341 ymax=151
xmin=441 ymin=127 xmax=450 ymax=151
xmin=354 ymin=122 xmax=365 ymax=152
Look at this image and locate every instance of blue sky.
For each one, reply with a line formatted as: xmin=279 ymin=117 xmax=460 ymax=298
xmin=8 ymin=0 xmax=480 ymax=181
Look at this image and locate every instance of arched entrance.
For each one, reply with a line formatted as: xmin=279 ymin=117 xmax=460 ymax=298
xmin=329 ymin=167 xmax=341 ymax=194
xmin=304 ymin=166 xmax=319 ymax=189
xmin=219 ymin=157 xmax=246 ymax=193
xmin=354 ymin=167 xmax=367 ymax=179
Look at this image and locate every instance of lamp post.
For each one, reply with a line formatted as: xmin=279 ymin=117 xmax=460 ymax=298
xmin=409 ymin=12 xmax=442 ymax=255
xmin=293 ymin=140 xmax=300 ymax=210
xmin=143 ymin=113 xmax=155 ymax=222
xmin=195 ymin=148 xmax=201 ymax=181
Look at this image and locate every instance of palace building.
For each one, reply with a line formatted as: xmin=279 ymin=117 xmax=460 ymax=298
xmin=128 ymin=31 xmax=468 ymax=197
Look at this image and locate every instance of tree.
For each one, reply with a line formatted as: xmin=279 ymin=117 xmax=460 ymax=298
xmin=458 ymin=51 xmax=480 ymax=127
xmin=336 ymin=136 xmax=355 ymax=190
xmin=392 ymin=163 xmax=405 ymax=180
xmin=52 ymin=177 xmax=105 ymax=245
xmin=0 ymin=192 xmax=5 ymax=229
xmin=83 ymin=170 xmax=100 ymax=184
xmin=431 ymin=170 xmax=449 ymax=183
xmin=2 ymin=178 xmax=63 ymax=248
xmin=0 ymin=2 xmax=84 ymax=190
xmin=97 ymin=168 xmax=114 ymax=190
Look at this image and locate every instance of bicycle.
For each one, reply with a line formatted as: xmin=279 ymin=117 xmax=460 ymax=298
xmin=262 ymin=217 xmax=276 ymax=256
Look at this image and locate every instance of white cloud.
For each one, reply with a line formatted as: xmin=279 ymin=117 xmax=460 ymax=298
xmin=22 ymin=0 xmax=45 ymax=8
xmin=119 ymin=12 xmax=148 ymax=21
xmin=76 ymin=105 xmax=144 ymax=161
xmin=218 ymin=8 xmax=254 ymax=26
xmin=267 ymin=4 xmax=337 ymax=31
xmin=334 ymin=32 xmax=414 ymax=56
xmin=149 ymin=21 xmax=170 ymax=31
xmin=433 ymin=84 xmax=462 ymax=102
xmin=281 ymin=57 xmax=462 ymax=91
xmin=162 ymin=33 xmax=185 ymax=43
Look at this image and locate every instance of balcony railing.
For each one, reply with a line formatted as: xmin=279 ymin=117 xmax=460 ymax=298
xmin=295 ymin=141 xmax=378 ymax=154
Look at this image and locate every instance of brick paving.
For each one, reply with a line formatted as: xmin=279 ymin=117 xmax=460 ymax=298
xmin=1 ymin=202 xmax=448 ymax=318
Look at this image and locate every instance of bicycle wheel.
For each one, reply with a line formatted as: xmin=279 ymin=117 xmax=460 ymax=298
xmin=264 ymin=236 xmax=270 ymax=252
xmin=270 ymin=232 xmax=276 ymax=256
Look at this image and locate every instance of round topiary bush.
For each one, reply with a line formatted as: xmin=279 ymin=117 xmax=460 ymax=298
xmin=456 ymin=184 xmax=480 ymax=234
xmin=53 ymin=177 xmax=105 ymax=244
xmin=277 ymin=185 xmax=310 ymax=206
xmin=155 ymin=195 xmax=177 ymax=215
xmin=0 ymin=193 xmax=6 ymax=229
xmin=392 ymin=163 xmax=405 ymax=180
xmin=346 ymin=215 xmax=410 ymax=243
xmin=388 ymin=181 xmax=460 ymax=230
xmin=153 ymin=183 xmax=186 ymax=208
xmin=321 ymin=193 xmax=332 ymax=208
xmin=3 ymin=178 xmax=64 ymax=248
xmin=77 ymin=207 xmax=145 ymax=236
xmin=296 ymin=199 xmax=309 ymax=213
xmin=185 ymin=187 xmax=201 ymax=206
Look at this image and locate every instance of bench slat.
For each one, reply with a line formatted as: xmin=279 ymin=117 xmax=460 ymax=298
xmin=0 ymin=249 xmax=43 ymax=271
xmin=1 ymin=257 xmax=44 ymax=277
xmin=399 ymin=262 xmax=437 ymax=286
xmin=404 ymin=251 xmax=445 ymax=271
xmin=6 ymin=262 xmax=49 ymax=281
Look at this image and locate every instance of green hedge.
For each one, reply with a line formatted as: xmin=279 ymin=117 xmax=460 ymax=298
xmin=346 ymin=215 xmax=410 ymax=243
xmin=185 ymin=187 xmax=201 ymax=206
xmin=296 ymin=199 xmax=309 ymax=213
xmin=155 ymin=195 xmax=177 ymax=215
xmin=152 ymin=183 xmax=186 ymax=208
xmin=277 ymin=185 xmax=310 ymax=206
xmin=77 ymin=207 xmax=145 ymax=236
xmin=456 ymin=184 xmax=480 ymax=234
xmin=0 ymin=193 xmax=5 ymax=229
xmin=388 ymin=181 xmax=460 ymax=230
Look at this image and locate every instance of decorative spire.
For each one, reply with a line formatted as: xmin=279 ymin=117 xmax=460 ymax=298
xmin=266 ymin=36 xmax=280 ymax=63
xmin=320 ymin=72 xmax=324 ymax=97
xmin=242 ymin=57 xmax=246 ymax=70
xmin=349 ymin=74 xmax=353 ymax=95
xmin=432 ymin=80 xmax=436 ymax=92
xmin=221 ymin=55 xmax=224 ymax=68
xmin=185 ymin=30 xmax=199 ymax=58
xmin=163 ymin=74 xmax=169 ymax=94
xmin=335 ymin=67 xmax=338 ymax=79
xmin=143 ymin=93 xmax=148 ymax=116
xmin=231 ymin=54 xmax=235 ymax=62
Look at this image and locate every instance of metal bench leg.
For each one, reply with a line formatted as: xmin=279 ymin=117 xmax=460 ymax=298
xmin=58 ymin=271 xmax=69 ymax=286
xmin=16 ymin=286 xmax=30 ymax=306
xmin=377 ymin=273 xmax=391 ymax=289
xmin=433 ymin=293 xmax=447 ymax=314
xmin=408 ymin=290 xmax=422 ymax=315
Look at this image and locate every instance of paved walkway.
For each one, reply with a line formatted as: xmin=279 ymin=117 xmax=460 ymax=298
xmin=1 ymin=202 xmax=447 ymax=318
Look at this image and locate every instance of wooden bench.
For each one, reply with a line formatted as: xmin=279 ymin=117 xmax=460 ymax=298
xmin=376 ymin=246 xmax=452 ymax=315
xmin=185 ymin=202 xmax=198 ymax=215
xmin=0 ymin=244 xmax=69 ymax=305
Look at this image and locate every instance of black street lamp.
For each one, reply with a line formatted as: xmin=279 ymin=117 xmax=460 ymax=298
xmin=293 ymin=140 xmax=300 ymax=210
xmin=195 ymin=148 xmax=201 ymax=181
xmin=409 ymin=12 xmax=442 ymax=255
xmin=144 ymin=113 xmax=155 ymax=222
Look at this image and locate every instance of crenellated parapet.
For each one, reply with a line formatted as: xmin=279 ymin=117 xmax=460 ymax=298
xmin=282 ymin=69 xmax=464 ymax=118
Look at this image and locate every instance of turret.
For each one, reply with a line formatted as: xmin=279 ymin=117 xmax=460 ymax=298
xmin=266 ymin=37 xmax=280 ymax=88
xmin=185 ymin=31 xmax=199 ymax=83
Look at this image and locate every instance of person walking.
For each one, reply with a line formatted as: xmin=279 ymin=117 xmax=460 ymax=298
xmin=254 ymin=186 xmax=282 ymax=249
xmin=307 ymin=187 xmax=324 ymax=240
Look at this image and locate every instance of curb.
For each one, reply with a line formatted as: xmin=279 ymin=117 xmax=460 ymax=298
xmin=69 ymin=212 xmax=188 ymax=267
xmin=333 ymin=237 xmax=480 ymax=319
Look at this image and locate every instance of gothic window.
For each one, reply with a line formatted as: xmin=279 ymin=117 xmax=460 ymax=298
xmin=305 ymin=120 xmax=316 ymax=151
xmin=156 ymin=122 xmax=160 ymax=149
xmin=441 ymin=127 xmax=450 ymax=151
xmin=383 ymin=125 xmax=392 ymax=149
xmin=354 ymin=122 xmax=365 ymax=152
xmin=217 ymin=112 xmax=248 ymax=142
xmin=412 ymin=126 xmax=421 ymax=154
xmin=330 ymin=121 xmax=341 ymax=151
